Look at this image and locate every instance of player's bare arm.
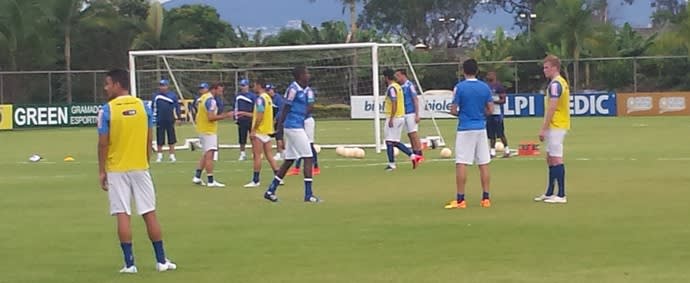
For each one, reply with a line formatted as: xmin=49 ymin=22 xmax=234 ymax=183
xmin=413 ymin=94 xmax=420 ymax=123
xmin=97 ymin=133 xmax=109 ymax=191
xmin=496 ymin=91 xmax=507 ymax=105
xmin=486 ymin=101 xmax=495 ymax=116
xmin=147 ymin=127 xmax=153 ymax=162
xmin=540 ymin=98 xmax=559 ymax=141
xmin=276 ymin=104 xmax=291 ymax=133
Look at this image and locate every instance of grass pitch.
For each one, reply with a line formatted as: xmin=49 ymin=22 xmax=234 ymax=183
xmin=1 ymin=117 xmax=689 ymax=283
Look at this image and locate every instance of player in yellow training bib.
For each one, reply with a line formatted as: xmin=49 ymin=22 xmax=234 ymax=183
xmin=97 ymin=69 xmax=176 ymax=273
xmin=244 ymin=79 xmax=281 ymax=188
xmin=382 ymin=68 xmax=421 ymax=172
xmin=192 ymin=82 xmax=233 ymax=188
xmin=535 ymin=55 xmax=570 ymax=204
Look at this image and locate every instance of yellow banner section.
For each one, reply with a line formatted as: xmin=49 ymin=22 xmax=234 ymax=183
xmin=617 ymin=92 xmax=690 ymax=116
xmin=0 ymin=104 xmax=12 ymax=130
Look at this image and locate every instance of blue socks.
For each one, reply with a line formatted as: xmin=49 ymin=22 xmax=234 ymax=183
xmin=305 ymin=178 xmax=313 ymax=198
xmin=310 ymin=143 xmax=319 ymax=168
xmin=457 ymin=194 xmax=465 ymax=202
xmin=194 ymin=169 xmax=202 ymax=178
xmin=546 ymin=164 xmax=566 ymax=197
xmin=120 ymin=242 xmax=134 ymax=268
xmin=482 ymin=191 xmax=490 ymax=200
xmin=152 ymin=241 xmax=166 ymax=264
xmin=207 ymin=174 xmax=214 ymax=184
xmin=386 ymin=144 xmax=394 ymax=163
xmin=253 ymin=172 xmax=260 ymax=183
xmin=395 ymin=142 xmax=413 ymax=156
xmin=268 ymin=176 xmax=281 ymax=193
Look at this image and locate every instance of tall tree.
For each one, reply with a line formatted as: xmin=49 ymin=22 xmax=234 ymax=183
xmin=0 ymin=0 xmax=54 ymax=70
xmin=161 ymin=5 xmax=239 ymax=49
xmin=52 ymin=0 xmax=85 ymax=103
xmin=131 ymin=1 xmax=164 ymax=49
xmin=309 ymin=0 xmax=364 ymax=43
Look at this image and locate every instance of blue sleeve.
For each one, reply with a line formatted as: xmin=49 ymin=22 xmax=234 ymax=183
xmin=549 ymin=82 xmax=563 ymax=98
xmin=285 ymin=87 xmax=296 ymax=106
xmin=409 ymin=83 xmax=418 ymax=97
xmin=255 ymin=97 xmax=266 ymax=113
xmin=97 ymin=104 xmax=110 ymax=135
xmin=205 ymin=98 xmax=217 ymax=113
xmin=307 ymin=89 xmax=315 ymax=104
xmin=144 ymin=101 xmax=154 ymax=127
xmin=388 ymin=87 xmax=397 ymax=101
xmin=452 ymin=86 xmax=461 ymax=106
xmin=172 ymin=93 xmax=181 ymax=117
xmin=151 ymin=94 xmax=157 ymax=114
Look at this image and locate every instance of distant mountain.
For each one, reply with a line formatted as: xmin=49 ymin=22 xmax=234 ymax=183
xmin=163 ymin=0 xmax=653 ymax=37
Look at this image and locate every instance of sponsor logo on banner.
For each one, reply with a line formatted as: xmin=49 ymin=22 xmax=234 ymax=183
xmin=626 ymin=96 xmax=653 ymax=113
xmin=569 ymin=92 xmax=617 ymax=116
xmin=12 ymin=104 xmax=102 ymax=128
xmin=659 ymin=97 xmax=686 ymax=113
xmin=0 ymin=104 xmax=13 ymax=130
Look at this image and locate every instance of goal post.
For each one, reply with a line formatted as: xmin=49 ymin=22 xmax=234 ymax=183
xmin=129 ymin=43 xmax=445 ymax=153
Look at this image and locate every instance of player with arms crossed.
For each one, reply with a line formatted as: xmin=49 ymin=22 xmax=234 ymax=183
xmin=264 ymin=67 xmax=320 ymax=203
xmin=444 ymin=59 xmax=493 ymax=209
xmin=193 ymin=83 xmax=233 ymax=187
xmin=382 ymin=68 xmax=419 ymax=171
xmin=234 ymin=79 xmax=255 ymax=161
xmin=244 ymin=80 xmax=280 ymax=188
xmin=395 ymin=69 xmax=424 ymax=161
xmin=152 ymin=79 xmax=181 ymax=163
xmin=97 ymin=69 xmax=176 ymax=273
xmin=485 ymin=71 xmax=511 ymax=158
xmin=534 ymin=55 xmax=570 ymax=204
xmin=268 ymin=84 xmax=286 ymax=161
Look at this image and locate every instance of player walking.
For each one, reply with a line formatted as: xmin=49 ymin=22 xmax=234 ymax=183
xmin=485 ymin=71 xmax=511 ymax=158
xmin=444 ymin=59 xmax=493 ymax=209
xmin=395 ymin=69 xmax=424 ymax=161
xmin=193 ymin=83 xmax=233 ymax=187
xmin=534 ymin=55 xmax=570 ymax=204
xmin=97 ymin=69 xmax=176 ymax=273
xmin=264 ymin=67 xmax=320 ymax=203
xmin=244 ymin=80 xmax=280 ymax=188
xmin=152 ymin=79 xmax=181 ymax=163
xmin=382 ymin=68 xmax=420 ymax=171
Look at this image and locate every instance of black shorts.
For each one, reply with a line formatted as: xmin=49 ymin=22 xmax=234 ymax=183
xmin=237 ymin=119 xmax=251 ymax=145
xmin=156 ymin=122 xmax=177 ymax=146
xmin=486 ymin=115 xmax=505 ymax=139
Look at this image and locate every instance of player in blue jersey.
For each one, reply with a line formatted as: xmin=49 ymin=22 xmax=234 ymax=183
xmin=485 ymin=71 xmax=511 ymax=158
xmin=395 ymin=69 xmax=424 ymax=162
xmin=264 ymin=67 xmax=320 ymax=203
xmin=288 ymin=86 xmax=320 ymax=176
xmin=267 ymin=84 xmax=286 ymax=161
xmin=152 ymin=79 xmax=181 ymax=163
xmin=444 ymin=59 xmax=493 ymax=209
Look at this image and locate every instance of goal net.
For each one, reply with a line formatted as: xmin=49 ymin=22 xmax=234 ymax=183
xmin=129 ymin=43 xmax=445 ymax=153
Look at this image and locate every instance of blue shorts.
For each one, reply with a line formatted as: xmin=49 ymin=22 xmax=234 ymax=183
xmin=156 ymin=122 xmax=177 ymax=146
xmin=486 ymin=115 xmax=505 ymax=139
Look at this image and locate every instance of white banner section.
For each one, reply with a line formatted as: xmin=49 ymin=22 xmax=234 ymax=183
xmin=350 ymin=90 xmax=455 ymax=119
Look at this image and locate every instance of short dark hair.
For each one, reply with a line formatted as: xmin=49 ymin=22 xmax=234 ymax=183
xmin=293 ymin=66 xmax=307 ymax=80
xmin=462 ymin=59 xmax=479 ymax=76
xmin=210 ymin=82 xmax=225 ymax=90
xmin=395 ymin=69 xmax=407 ymax=76
xmin=254 ymin=78 xmax=266 ymax=89
xmin=383 ymin=68 xmax=395 ymax=80
xmin=106 ymin=69 xmax=130 ymax=90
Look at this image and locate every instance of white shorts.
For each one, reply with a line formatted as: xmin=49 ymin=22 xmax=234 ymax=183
xmin=284 ymin=128 xmax=313 ymax=160
xmin=404 ymin=113 xmax=419 ymax=133
xmin=546 ymin=129 xmax=567 ymax=157
xmin=107 ymin=170 xmax=156 ymax=216
xmin=384 ymin=117 xmax=405 ymax=142
xmin=304 ymin=117 xmax=315 ymax=143
xmin=254 ymin=133 xmax=272 ymax=144
xmin=455 ymin=130 xmax=491 ymax=165
xmin=200 ymin=134 xmax=218 ymax=152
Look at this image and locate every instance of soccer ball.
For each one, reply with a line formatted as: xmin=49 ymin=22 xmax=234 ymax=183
xmin=335 ymin=146 xmax=345 ymax=157
xmin=440 ymin=148 xmax=452 ymax=158
xmin=393 ymin=147 xmax=400 ymax=157
xmin=29 ymin=154 xmax=42 ymax=162
xmin=353 ymin=148 xmax=365 ymax=159
xmin=313 ymin=144 xmax=322 ymax=154
xmin=495 ymin=142 xmax=505 ymax=152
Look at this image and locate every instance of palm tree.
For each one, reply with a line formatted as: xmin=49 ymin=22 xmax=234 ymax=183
xmin=131 ymin=1 xmax=164 ymax=49
xmin=0 ymin=0 xmax=48 ymax=70
xmin=308 ymin=0 xmax=363 ymax=43
xmin=52 ymin=0 xmax=85 ymax=103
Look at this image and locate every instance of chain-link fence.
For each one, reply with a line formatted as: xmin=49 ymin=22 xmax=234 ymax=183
xmin=2 ymin=55 xmax=689 ymax=105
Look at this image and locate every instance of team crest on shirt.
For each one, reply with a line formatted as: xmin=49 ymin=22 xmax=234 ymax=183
xmin=122 ymin=109 xmax=137 ymax=116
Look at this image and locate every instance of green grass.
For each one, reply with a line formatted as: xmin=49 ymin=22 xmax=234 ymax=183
xmin=1 ymin=117 xmax=690 ymax=283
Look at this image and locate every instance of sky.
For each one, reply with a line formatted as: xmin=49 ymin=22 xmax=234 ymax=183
xmin=160 ymin=0 xmax=655 ymax=37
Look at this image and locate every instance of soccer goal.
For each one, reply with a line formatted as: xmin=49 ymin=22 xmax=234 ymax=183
xmin=129 ymin=43 xmax=445 ymax=153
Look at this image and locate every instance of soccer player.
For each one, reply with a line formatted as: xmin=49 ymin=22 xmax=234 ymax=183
xmin=152 ymin=79 xmax=181 ymax=163
xmin=288 ymin=94 xmax=320 ymax=176
xmin=188 ymin=83 xmax=208 ymax=123
xmin=97 ymin=69 xmax=176 ymax=273
xmin=268 ymin=84 xmax=286 ymax=161
xmin=444 ymin=59 xmax=493 ymax=209
xmin=263 ymin=66 xmax=320 ymax=203
xmin=382 ymin=68 xmax=420 ymax=171
xmin=193 ymin=82 xmax=233 ymax=187
xmin=485 ymin=71 xmax=511 ymax=158
xmin=534 ymin=55 xmax=570 ymax=204
xmin=394 ymin=69 xmax=424 ymax=160
xmin=244 ymin=80 xmax=280 ymax=188
xmin=234 ymin=79 xmax=255 ymax=161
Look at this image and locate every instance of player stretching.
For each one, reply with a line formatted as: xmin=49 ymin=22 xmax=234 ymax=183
xmin=267 ymin=84 xmax=286 ymax=161
xmin=444 ymin=59 xmax=493 ymax=209
xmin=244 ymin=80 xmax=280 ymax=188
xmin=534 ymin=55 xmax=570 ymax=204
xmin=264 ymin=67 xmax=320 ymax=203
xmin=193 ymin=83 xmax=233 ymax=187
xmin=395 ymin=69 xmax=424 ymax=161
xmin=152 ymin=79 xmax=181 ymax=163
xmin=98 ymin=69 xmax=176 ymax=273
xmin=382 ymin=69 xmax=420 ymax=171
xmin=288 ymin=100 xmax=321 ymax=176
xmin=486 ymin=71 xmax=511 ymax=158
